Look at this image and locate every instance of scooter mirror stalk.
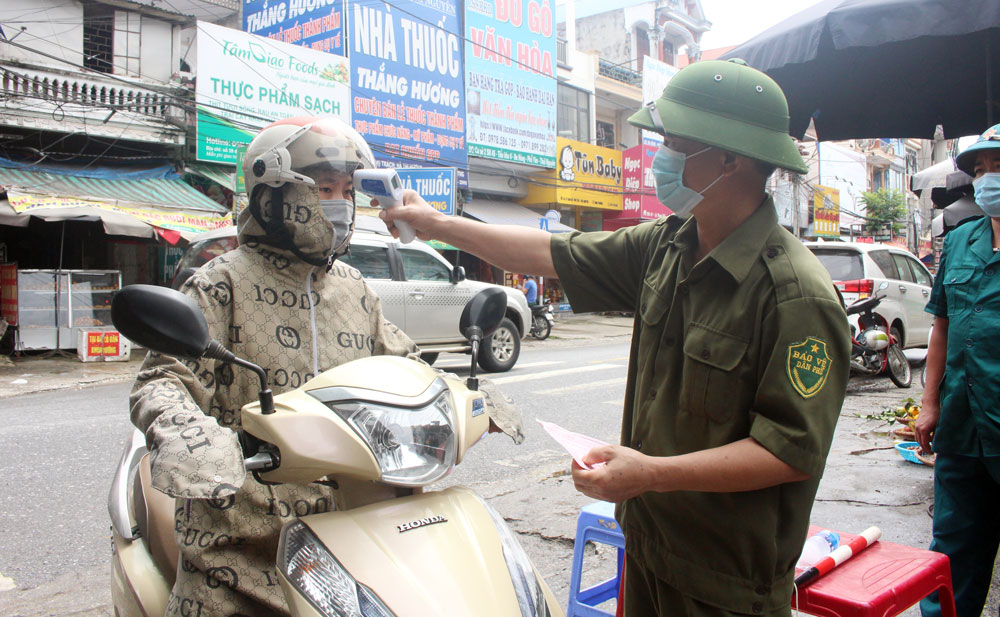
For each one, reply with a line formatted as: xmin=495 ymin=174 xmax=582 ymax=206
xmin=459 ymin=288 xmax=506 ymax=390
xmin=112 ymin=285 xmax=275 ymax=414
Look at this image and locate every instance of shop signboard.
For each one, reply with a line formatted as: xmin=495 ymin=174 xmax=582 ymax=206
xmin=605 ymin=144 xmax=666 ymax=222
xmin=813 ymin=185 xmax=841 ymax=238
xmin=350 ymin=0 xmax=467 ymax=179
xmin=243 ymin=0 xmax=346 ymax=56
xmin=396 ymin=168 xmax=457 ymax=216
xmin=1 ymin=263 xmax=17 ymax=326
xmin=6 ymin=193 xmax=233 ymax=235
xmin=194 ymin=21 xmax=350 ymax=165
xmin=641 ymin=55 xmax=678 ymax=145
xmin=520 ymin=138 xmax=622 ymax=210
xmin=465 ymin=0 xmax=557 ymax=167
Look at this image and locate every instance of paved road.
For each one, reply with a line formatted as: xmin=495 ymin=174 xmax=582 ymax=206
xmin=1 ymin=337 xmax=997 ymax=617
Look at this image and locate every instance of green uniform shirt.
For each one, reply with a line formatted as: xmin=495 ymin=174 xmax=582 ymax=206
xmin=925 ymin=216 xmax=1000 ymax=456
xmin=550 ymin=201 xmax=850 ymax=613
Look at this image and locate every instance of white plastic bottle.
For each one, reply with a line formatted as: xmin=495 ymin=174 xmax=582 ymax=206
xmin=796 ymin=530 xmax=840 ymax=569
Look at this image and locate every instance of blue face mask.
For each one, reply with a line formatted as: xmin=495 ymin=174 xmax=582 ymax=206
xmin=973 ymin=172 xmax=1000 ymax=218
xmin=650 ymin=144 xmax=723 ymax=217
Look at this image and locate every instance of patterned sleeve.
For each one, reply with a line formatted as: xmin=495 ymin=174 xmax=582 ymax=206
xmin=129 ymin=268 xmax=246 ymax=499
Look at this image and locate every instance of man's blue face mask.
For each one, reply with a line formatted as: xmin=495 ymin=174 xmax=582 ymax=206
xmin=650 ymin=144 xmax=723 ymax=217
xmin=972 ymin=172 xmax=1000 ymax=218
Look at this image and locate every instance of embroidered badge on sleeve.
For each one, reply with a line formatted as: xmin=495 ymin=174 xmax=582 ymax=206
xmin=787 ymin=337 xmax=832 ymax=398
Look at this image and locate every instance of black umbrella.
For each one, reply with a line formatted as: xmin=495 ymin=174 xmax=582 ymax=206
xmin=909 ymin=158 xmax=973 ymax=206
xmin=721 ymin=0 xmax=1000 ymax=141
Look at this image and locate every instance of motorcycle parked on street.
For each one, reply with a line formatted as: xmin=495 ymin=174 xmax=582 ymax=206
xmin=108 ymin=285 xmax=562 ymax=617
xmin=845 ymin=282 xmax=912 ymax=388
xmin=529 ymin=302 xmax=554 ymax=340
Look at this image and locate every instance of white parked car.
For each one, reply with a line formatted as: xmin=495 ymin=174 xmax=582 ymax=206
xmin=171 ymin=216 xmax=531 ymax=372
xmin=804 ymin=241 xmax=934 ymax=350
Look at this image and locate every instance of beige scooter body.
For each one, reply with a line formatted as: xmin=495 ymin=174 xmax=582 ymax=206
xmin=110 ymin=355 xmax=563 ymax=617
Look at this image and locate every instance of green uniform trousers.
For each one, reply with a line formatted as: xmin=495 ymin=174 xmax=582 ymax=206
xmin=622 ymin=553 xmax=792 ymax=617
xmin=920 ymin=454 xmax=1000 ymax=617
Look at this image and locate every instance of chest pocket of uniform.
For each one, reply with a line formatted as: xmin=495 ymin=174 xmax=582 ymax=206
xmin=681 ymin=322 xmax=750 ymax=422
xmin=639 ymin=283 xmax=669 ymax=326
xmin=943 ymin=267 xmax=976 ymax=315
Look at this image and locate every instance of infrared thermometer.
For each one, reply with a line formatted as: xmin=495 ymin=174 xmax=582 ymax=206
xmin=353 ymin=168 xmax=416 ymax=243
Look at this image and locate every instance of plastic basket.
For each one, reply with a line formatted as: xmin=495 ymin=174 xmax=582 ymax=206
xmin=895 ymin=441 xmax=926 ymax=465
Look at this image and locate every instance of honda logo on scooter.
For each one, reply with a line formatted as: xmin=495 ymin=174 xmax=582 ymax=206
xmin=397 ymin=515 xmax=448 ymax=533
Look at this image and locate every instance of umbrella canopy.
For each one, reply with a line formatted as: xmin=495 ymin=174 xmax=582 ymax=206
xmin=932 ymin=194 xmax=984 ymax=236
xmin=721 ymin=0 xmax=1000 ymax=140
xmin=910 ymin=158 xmax=974 ymax=207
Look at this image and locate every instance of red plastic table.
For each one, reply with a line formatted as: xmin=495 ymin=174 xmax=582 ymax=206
xmin=791 ymin=526 xmax=956 ymax=617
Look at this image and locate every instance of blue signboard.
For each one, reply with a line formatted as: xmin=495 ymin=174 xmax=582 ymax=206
xmin=465 ymin=0 xmax=557 ymax=167
xmin=349 ymin=0 xmax=467 ymax=180
xmin=243 ymin=0 xmax=346 ymax=56
xmin=397 ymin=168 xmax=457 ymax=215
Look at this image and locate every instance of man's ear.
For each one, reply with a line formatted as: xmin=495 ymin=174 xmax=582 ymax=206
xmin=721 ymin=151 xmax=743 ymax=176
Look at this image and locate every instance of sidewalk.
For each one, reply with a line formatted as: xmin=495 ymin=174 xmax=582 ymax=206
xmin=0 ymin=313 xmax=635 ymax=399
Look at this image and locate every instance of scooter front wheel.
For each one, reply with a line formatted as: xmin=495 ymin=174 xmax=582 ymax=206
xmin=886 ymin=343 xmax=912 ymax=388
xmin=530 ymin=315 xmax=551 ymax=340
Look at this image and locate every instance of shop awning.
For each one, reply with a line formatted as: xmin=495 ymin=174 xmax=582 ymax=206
xmin=0 ymin=166 xmax=232 ymax=241
xmin=462 ymin=199 xmax=576 ymax=233
xmin=185 ymin=163 xmax=236 ymax=192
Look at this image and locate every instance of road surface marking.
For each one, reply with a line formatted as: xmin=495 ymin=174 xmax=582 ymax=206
xmin=489 ymin=363 xmax=620 ymax=385
xmin=435 ymin=360 xmax=561 ymax=370
xmin=0 ymin=573 xmax=14 ymax=591
xmin=592 ymin=356 xmax=629 ymax=364
xmin=536 ymin=377 xmax=626 ymax=395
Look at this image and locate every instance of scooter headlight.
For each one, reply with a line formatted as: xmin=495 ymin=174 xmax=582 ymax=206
xmin=481 ymin=498 xmax=552 ymax=617
xmin=278 ymin=520 xmax=395 ymax=617
xmin=320 ymin=378 xmax=457 ymax=486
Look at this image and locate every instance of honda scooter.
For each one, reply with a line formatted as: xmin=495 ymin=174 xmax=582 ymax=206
xmin=109 ymin=285 xmax=563 ymax=617
xmin=845 ymin=282 xmax=912 ymax=388
xmin=529 ymin=302 xmax=554 ymax=340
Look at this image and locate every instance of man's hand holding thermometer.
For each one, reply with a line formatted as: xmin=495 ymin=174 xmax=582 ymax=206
xmin=354 ymin=169 xmax=416 ymax=243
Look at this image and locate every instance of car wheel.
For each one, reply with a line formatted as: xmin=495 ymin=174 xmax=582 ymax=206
xmin=419 ymin=352 xmax=439 ymax=366
xmin=478 ymin=317 xmax=519 ymax=372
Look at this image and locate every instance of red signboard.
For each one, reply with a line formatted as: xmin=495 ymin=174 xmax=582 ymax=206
xmin=86 ymin=331 xmax=120 ymax=357
xmin=1 ymin=263 xmax=17 ymax=326
xmin=605 ymin=144 xmax=669 ymax=226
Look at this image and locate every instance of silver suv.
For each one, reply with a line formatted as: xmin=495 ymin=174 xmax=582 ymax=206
xmin=172 ymin=216 xmax=531 ymax=372
xmin=804 ymin=241 xmax=933 ymax=350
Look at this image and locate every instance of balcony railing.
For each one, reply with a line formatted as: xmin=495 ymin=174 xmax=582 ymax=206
xmin=597 ymin=58 xmax=642 ymax=87
xmin=0 ymin=64 xmax=186 ymax=143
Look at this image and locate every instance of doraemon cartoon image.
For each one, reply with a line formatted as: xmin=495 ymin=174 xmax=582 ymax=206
xmin=559 ymin=145 xmax=575 ymax=182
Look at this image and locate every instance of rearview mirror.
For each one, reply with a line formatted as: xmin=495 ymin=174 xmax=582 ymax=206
xmin=112 ymin=285 xmax=211 ymax=358
xmin=460 ymin=288 xmax=506 ymax=340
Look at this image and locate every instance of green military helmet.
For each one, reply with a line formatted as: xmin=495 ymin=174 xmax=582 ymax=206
xmin=955 ymin=123 xmax=1000 ymax=176
xmin=628 ymin=59 xmax=808 ymax=174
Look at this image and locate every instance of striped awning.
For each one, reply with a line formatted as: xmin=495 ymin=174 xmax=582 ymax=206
xmin=0 ymin=166 xmax=232 ymax=240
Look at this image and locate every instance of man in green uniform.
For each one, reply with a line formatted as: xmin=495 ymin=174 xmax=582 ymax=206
xmin=380 ymin=59 xmax=850 ymax=617
xmin=916 ymin=125 xmax=1000 ymax=617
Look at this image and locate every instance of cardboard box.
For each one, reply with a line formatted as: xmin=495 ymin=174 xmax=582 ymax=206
xmin=77 ymin=329 xmax=131 ymax=362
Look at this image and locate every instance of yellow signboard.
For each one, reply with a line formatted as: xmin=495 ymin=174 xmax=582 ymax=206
xmin=8 ymin=193 xmax=233 ymax=234
xmin=813 ymin=185 xmax=840 ymax=238
xmin=520 ymin=138 xmax=623 ymax=211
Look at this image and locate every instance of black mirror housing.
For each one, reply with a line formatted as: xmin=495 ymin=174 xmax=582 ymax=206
xmin=112 ymin=285 xmax=212 ymax=358
xmin=460 ymin=288 xmax=506 ymax=340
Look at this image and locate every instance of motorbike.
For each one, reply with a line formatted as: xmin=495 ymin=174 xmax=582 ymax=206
xmin=108 ymin=285 xmax=563 ymax=617
xmin=529 ymin=302 xmax=554 ymax=340
xmin=844 ymin=282 xmax=912 ymax=388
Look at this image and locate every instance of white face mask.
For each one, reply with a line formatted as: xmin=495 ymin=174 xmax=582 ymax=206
xmin=650 ymin=144 xmax=724 ymax=217
xmin=320 ymin=199 xmax=354 ymax=253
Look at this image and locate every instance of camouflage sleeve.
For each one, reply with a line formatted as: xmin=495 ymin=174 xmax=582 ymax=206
xmin=129 ymin=270 xmax=245 ymax=499
xmin=364 ymin=283 xmax=419 ymax=358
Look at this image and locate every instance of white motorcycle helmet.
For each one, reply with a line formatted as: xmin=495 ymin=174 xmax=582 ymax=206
xmin=243 ymin=116 xmax=376 ymax=262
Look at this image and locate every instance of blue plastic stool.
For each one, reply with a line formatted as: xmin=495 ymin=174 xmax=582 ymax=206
xmin=567 ymin=501 xmax=625 ymax=617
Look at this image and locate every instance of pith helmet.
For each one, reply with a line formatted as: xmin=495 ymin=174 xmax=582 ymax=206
xmin=955 ymin=123 xmax=1000 ymax=176
xmin=628 ymin=59 xmax=808 ymax=174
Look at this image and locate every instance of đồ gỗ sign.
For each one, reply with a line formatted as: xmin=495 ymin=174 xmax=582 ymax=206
xmin=520 ymin=138 xmax=622 ymax=210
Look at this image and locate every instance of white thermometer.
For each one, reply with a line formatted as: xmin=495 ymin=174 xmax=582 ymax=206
xmin=353 ymin=168 xmax=416 ymax=243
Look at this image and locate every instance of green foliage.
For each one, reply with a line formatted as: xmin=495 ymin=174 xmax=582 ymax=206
xmin=856 ymin=397 xmax=919 ymax=425
xmin=861 ymin=188 xmax=908 ymax=236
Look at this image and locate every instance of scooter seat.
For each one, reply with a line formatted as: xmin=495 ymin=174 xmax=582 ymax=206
xmin=134 ymin=453 xmax=179 ymax=586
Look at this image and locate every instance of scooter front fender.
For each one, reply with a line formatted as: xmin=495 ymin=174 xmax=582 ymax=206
xmin=282 ymin=486 xmax=563 ymax=617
